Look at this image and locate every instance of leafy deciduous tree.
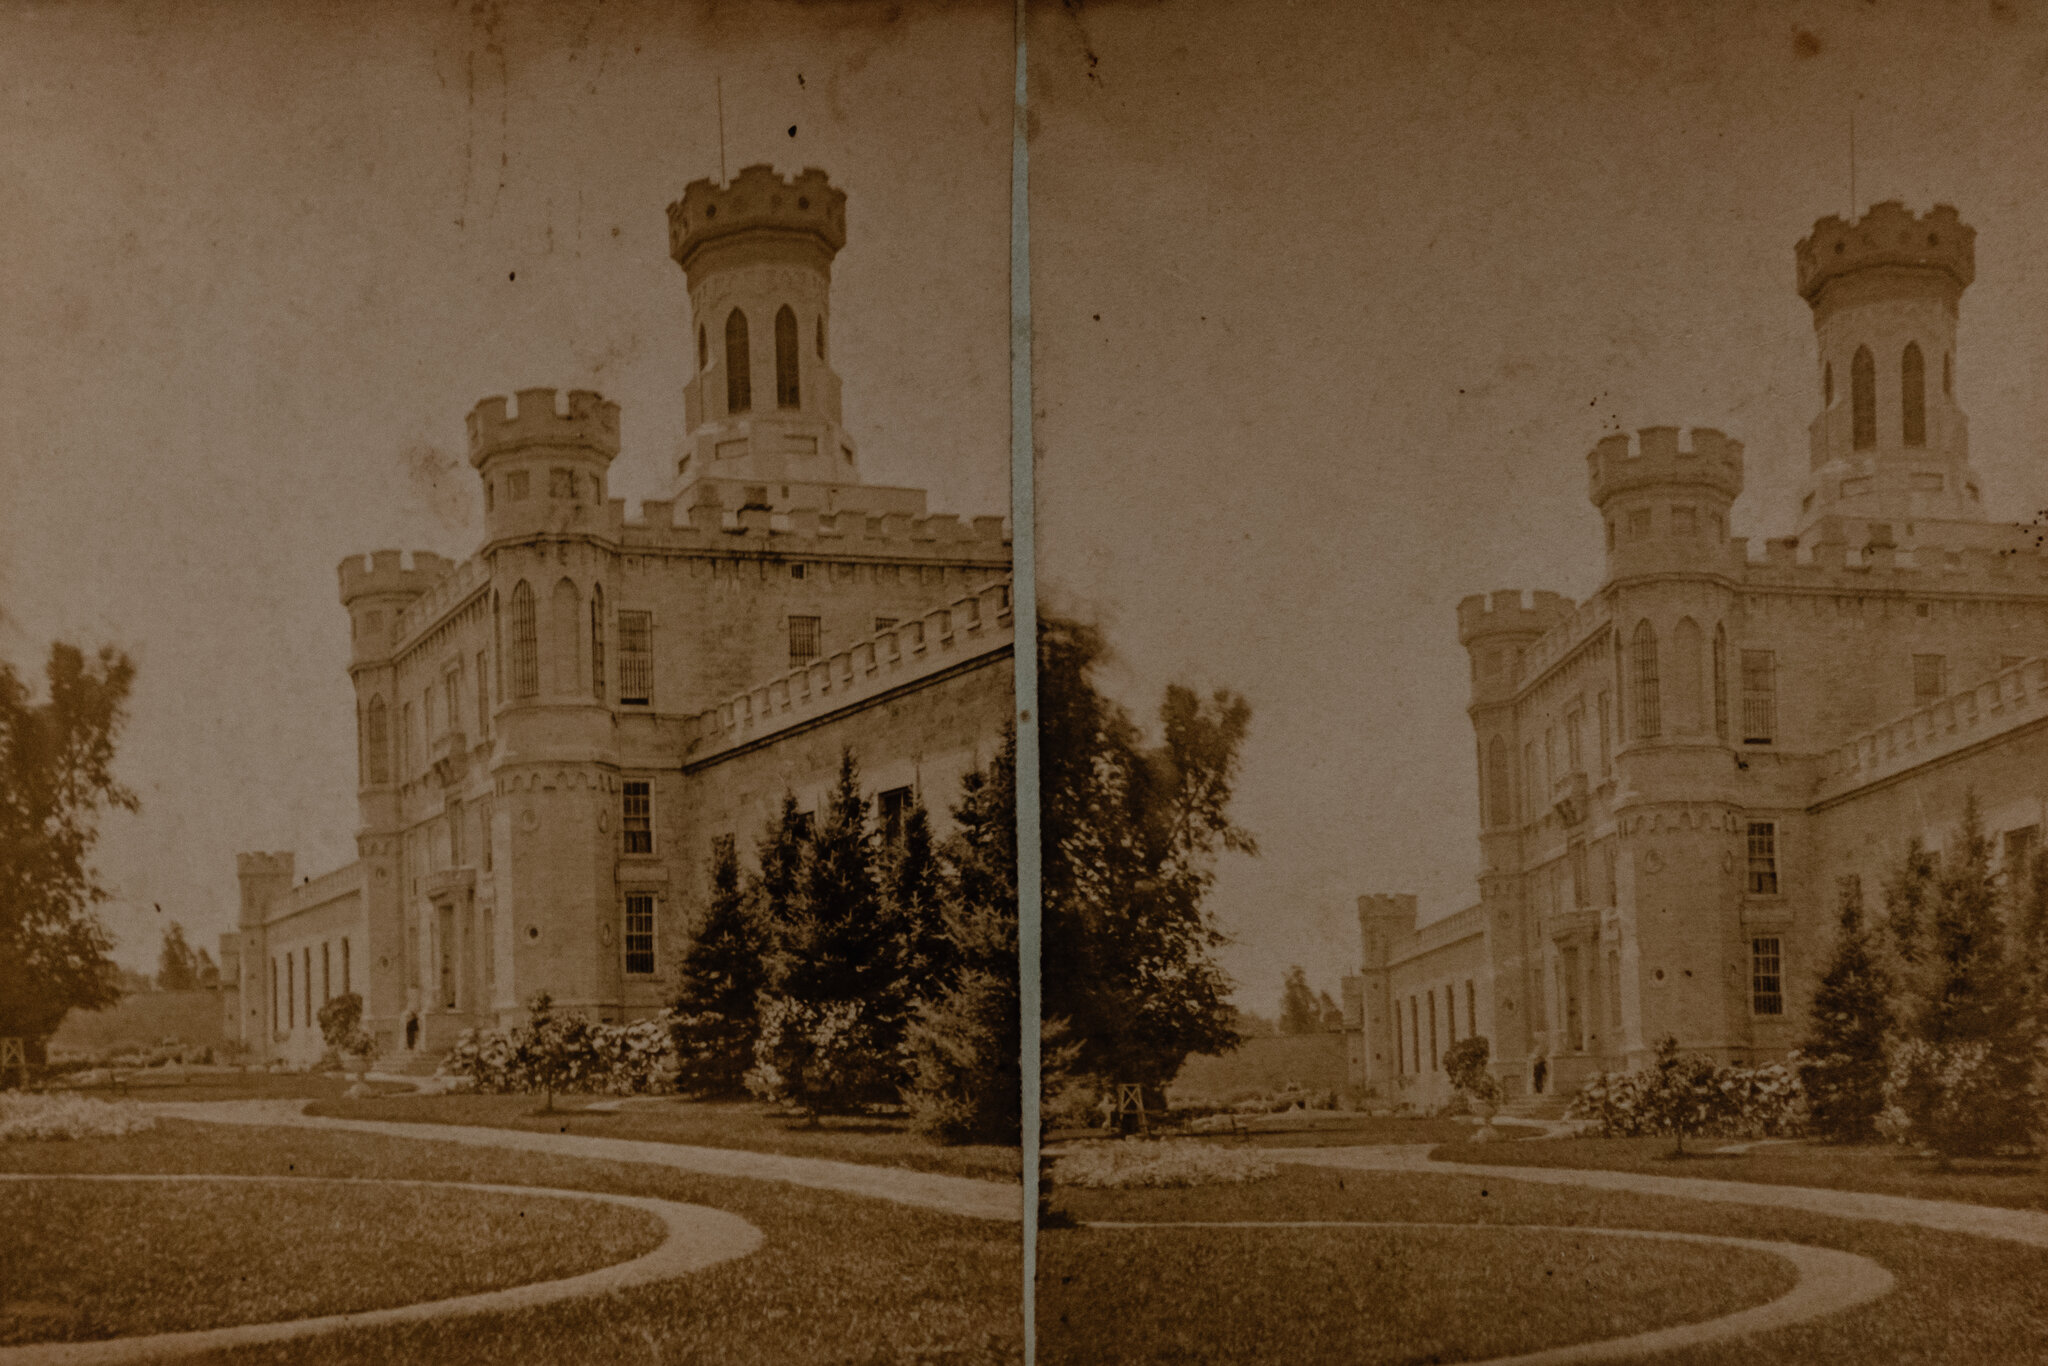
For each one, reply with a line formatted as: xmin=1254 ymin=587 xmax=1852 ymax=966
xmin=0 ymin=643 xmax=137 ymax=1063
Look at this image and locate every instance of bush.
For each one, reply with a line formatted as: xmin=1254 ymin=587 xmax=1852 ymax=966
xmin=1 ymin=1093 xmax=155 ymax=1141
xmin=1052 ymin=1138 xmax=1278 ymax=1189
xmin=745 ymin=996 xmax=898 ymax=1115
xmin=316 ymin=992 xmax=374 ymax=1063
xmin=1443 ymin=1036 xmax=1501 ymax=1107
xmin=1569 ymin=1037 xmax=1804 ymax=1148
xmin=1879 ymin=1038 xmax=2039 ymax=1157
xmin=442 ymin=993 xmax=676 ymax=1100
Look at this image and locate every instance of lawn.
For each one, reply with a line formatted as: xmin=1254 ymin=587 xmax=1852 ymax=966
xmin=1050 ymin=1113 xmax=1522 ymax=1151
xmin=0 ymin=1177 xmax=659 ymax=1344
xmin=1 ymin=1119 xmax=1022 ymax=1364
xmin=1039 ymin=1164 xmax=2048 ymax=1365
xmin=305 ymin=1091 xmax=1021 ymax=1180
xmin=1431 ymin=1135 xmax=2048 ymax=1213
xmin=51 ymin=1067 xmax=416 ymax=1104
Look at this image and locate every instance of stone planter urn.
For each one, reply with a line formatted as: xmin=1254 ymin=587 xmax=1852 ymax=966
xmin=1470 ymin=1095 xmax=1504 ymax=1143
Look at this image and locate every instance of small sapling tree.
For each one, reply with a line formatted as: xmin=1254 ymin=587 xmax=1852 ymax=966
xmin=1798 ymin=876 xmax=1894 ymax=1143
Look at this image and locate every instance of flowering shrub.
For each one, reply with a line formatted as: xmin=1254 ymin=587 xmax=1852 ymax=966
xmin=1879 ymin=1038 xmax=2038 ymax=1157
xmin=745 ymin=996 xmax=898 ymax=1114
xmin=441 ymin=994 xmax=677 ymax=1097
xmin=1568 ymin=1038 xmax=1804 ymax=1143
xmin=1052 ymin=1138 xmax=1278 ymax=1188
xmin=0 ymin=1093 xmax=156 ymax=1141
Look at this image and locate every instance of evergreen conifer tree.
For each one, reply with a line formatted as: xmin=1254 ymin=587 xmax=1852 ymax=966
xmin=1797 ymin=875 xmax=1894 ymax=1142
xmin=669 ymin=837 xmax=768 ymax=1096
xmin=1277 ymin=967 xmax=1319 ymax=1035
xmin=1881 ymin=796 xmax=2039 ymax=1155
xmin=907 ymin=725 xmax=1020 ymax=1143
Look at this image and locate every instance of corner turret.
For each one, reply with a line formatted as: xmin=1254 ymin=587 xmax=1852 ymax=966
xmin=339 ymin=550 xmax=455 ymax=665
xmin=1587 ymin=427 xmax=1743 ymax=580
xmin=236 ymin=851 xmax=294 ymax=930
xmin=1795 ymin=202 xmax=1981 ymax=542
xmin=1458 ymin=589 xmax=1573 ymax=702
xmin=666 ymin=164 xmax=858 ymax=495
xmin=468 ymin=388 xmax=620 ymax=544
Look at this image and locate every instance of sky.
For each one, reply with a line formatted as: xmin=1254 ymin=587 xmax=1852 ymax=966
xmin=1026 ymin=0 xmax=2048 ymax=1015
xmin=0 ymin=0 xmax=1012 ymax=972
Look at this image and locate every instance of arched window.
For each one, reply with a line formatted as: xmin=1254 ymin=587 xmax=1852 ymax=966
xmin=1823 ymin=362 xmax=1833 ymax=407
xmin=696 ymin=325 xmax=707 ymax=372
xmin=1712 ymin=623 xmax=1729 ymax=741
xmin=1672 ymin=617 xmax=1703 ymax=734
xmin=1902 ymin=342 xmax=1926 ymax=447
xmin=724 ymin=309 xmax=752 ymax=414
xmin=815 ymin=314 xmax=826 ymax=359
xmin=551 ymin=578 xmax=580 ymax=695
xmin=510 ymin=580 xmax=539 ymax=698
xmin=591 ymin=583 xmax=607 ymax=702
xmin=365 ymin=695 xmax=389 ymax=786
xmin=1851 ymin=345 xmax=1876 ymax=450
xmin=1631 ymin=620 xmax=1661 ymax=741
xmin=1486 ymin=735 xmax=1512 ymax=828
xmin=491 ymin=591 xmax=502 ymax=703
xmin=775 ymin=305 xmax=801 ymax=409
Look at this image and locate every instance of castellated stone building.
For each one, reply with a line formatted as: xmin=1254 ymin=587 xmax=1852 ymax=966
xmin=1344 ymin=201 xmax=2048 ymax=1110
xmin=218 ymin=166 xmax=1013 ymax=1066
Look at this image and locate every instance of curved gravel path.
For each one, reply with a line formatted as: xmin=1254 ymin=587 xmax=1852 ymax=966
xmin=1277 ymin=1144 xmax=2048 ymax=1248
xmin=0 ymin=1172 xmax=761 ymax=1366
xmin=146 ymin=1099 xmax=1022 ymax=1222
xmin=1084 ymin=1219 xmax=1892 ymax=1365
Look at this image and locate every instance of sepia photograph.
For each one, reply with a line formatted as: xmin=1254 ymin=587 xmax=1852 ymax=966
xmin=1 ymin=3 xmax=1021 ymax=1363
xmin=1030 ymin=2 xmax=2048 ymax=1364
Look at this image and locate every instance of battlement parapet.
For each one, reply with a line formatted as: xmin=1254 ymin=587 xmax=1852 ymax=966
xmin=236 ymin=851 xmax=295 ymax=880
xmin=1817 ymin=655 xmax=2048 ymax=804
xmin=1796 ymin=200 xmax=1974 ymax=304
xmin=388 ymin=555 xmax=490 ymax=654
xmin=339 ymin=549 xmax=457 ymax=605
xmin=667 ymin=164 xmax=847 ymax=274
xmin=1457 ymin=589 xmax=1575 ymax=647
xmin=606 ymin=497 xmax=1011 ymax=560
xmin=682 ymin=577 xmax=1013 ymax=766
xmin=1587 ymin=427 xmax=1744 ymax=506
xmin=467 ymin=388 xmax=620 ymax=469
xmin=1357 ymin=893 xmax=1419 ymax=928
xmin=1733 ymin=532 xmax=2048 ymax=595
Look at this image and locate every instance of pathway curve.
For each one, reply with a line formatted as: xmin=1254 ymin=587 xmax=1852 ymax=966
xmin=146 ymin=1100 xmax=1022 ymax=1222
xmin=0 ymin=1172 xmax=761 ymax=1366
xmin=1084 ymin=1219 xmax=1892 ymax=1366
xmin=1277 ymin=1144 xmax=2048 ymax=1248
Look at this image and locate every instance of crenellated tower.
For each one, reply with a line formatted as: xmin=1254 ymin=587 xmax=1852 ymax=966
xmin=667 ymin=165 xmax=856 ymax=498
xmin=1587 ymin=427 xmax=1744 ymax=583
xmin=468 ymin=388 xmax=620 ymax=546
xmin=1795 ymin=201 xmax=1980 ymax=542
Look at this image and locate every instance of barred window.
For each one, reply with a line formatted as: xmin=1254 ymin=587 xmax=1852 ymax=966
xmin=1852 ymin=345 xmax=1876 ymax=449
xmin=1631 ymin=620 xmax=1661 ymax=740
xmin=1913 ymin=653 xmax=1947 ymax=704
xmin=1902 ymin=343 xmax=1927 ymax=447
xmin=1741 ymin=649 xmax=1777 ymax=743
xmin=789 ymin=615 xmax=821 ymax=668
xmin=364 ymin=695 xmax=389 ymax=785
xmin=775 ymin=304 xmax=801 ymax=409
xmin=590 ymin=584 xmax=606 ymax=702
xmin=342 ymin=938 xmax=351 ymax=996
xmin=444 ymin=666 xmax=462 ymax=738
xmin=1712 ymin=625 xmax=1729 ymax=741
xmin=1465 ymin=979 xmax=1476 ymax=1036
xmin=624 ymin=893 xmax=656 ymax=975
xmin=622 ymin=781 xmax=653 ymax=856
xmin=1569 ymin=841 xmax=1589 ymax=908
xmin=878 ymin=785 xmax=913 ymax=843
xmin=725 ymin=309 xmax=752 ymax=414
xmin=475 ymin=650 xmax=489 ymax=736
xmin=1747 ymin=821 xmax=1779 ymax=896
xmin=510 ymin=580 xmax=539 ymax=698
xmin=1752 ymin=937 xmax=1784 ymax=1015
xmin=1565 ymin=705 xmax=1583 ymax=774
xmin=1486 ymin=735 xmax=1512 ymax=828
xmin=617 ymin=610 xmax=652 ymax=705
xmin=1597 ymin=691 xmax=1612 ymax=773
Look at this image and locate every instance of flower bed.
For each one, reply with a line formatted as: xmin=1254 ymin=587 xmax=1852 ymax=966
xmin=0 ymin=1093 xmax=156 ymax=1141
xmin=1052 ymin=1138 xmax=1278 ymax=1189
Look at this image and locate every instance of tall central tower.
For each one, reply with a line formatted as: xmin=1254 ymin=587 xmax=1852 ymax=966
xmin=667 ymin=164 xmax=857 ymax=497
xmin=1795 ymin=200 xmax=1980 ymax=543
